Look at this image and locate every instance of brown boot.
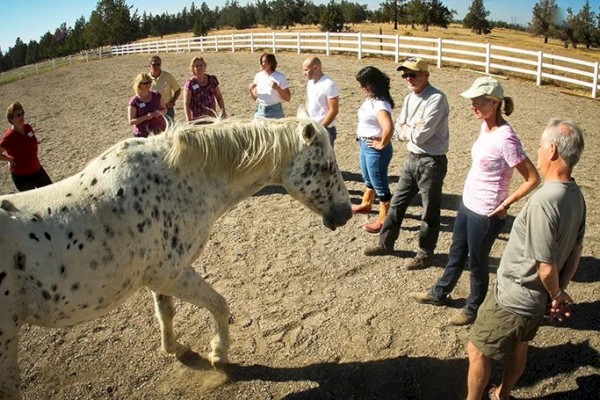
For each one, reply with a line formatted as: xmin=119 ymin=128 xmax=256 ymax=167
xmin=352 ymin=188 xmax=375 ymax=214
xmin=364 ymin=201 xmax=390 ymax=233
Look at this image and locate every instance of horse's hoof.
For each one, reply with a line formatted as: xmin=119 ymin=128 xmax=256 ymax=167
xmin=209 ymin=352 xmax=229 ymax=368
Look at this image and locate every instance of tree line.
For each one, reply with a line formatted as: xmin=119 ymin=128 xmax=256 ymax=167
xmin=2 ymin=0 xmax=600 ymax=73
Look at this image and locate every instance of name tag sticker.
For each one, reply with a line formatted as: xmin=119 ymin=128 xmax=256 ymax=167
xmin=192 ymin=84 xmax=200 ymax=90
xmin=27 ymin=132 xmax=34 ymax=138
xmin=139 ymin=103 xmax=146 ymax=108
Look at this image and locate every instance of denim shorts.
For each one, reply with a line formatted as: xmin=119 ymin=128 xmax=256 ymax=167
xmin=255 ymin=103 xmax=284 ymax=119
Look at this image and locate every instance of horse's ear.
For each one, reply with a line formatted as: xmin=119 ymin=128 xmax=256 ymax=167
xmin=301 ymin=121 xmax=318 ymax=145
xmin=297 ymin=106 xmax=310 ymax=119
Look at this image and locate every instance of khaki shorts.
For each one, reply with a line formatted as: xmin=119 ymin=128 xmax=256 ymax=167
xmin=470 ymin=291 xmax=544 ymax=362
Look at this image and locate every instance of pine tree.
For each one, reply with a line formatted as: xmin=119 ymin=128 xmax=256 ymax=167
xmin=530 ymin=0 xmax=558 ymax=44
xmin=463 ymin=0 xmax=491 ymax=35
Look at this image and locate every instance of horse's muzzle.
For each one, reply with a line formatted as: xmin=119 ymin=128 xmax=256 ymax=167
xmin=322 ymin=202 xmax=353 ymax=231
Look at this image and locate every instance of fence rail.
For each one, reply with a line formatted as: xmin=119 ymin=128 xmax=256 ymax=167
xmin=112 ymin=32 xmax=600 ymax=98
xmin=0 ymin=48 xmax=112 ymax=85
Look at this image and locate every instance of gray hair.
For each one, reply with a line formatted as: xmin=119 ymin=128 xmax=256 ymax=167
xmin=542 ymin=118 xmax=584 ymax=169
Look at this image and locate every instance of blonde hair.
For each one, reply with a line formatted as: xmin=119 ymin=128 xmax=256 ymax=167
xmin=133 ymin=72 xmax=153 ymax=95
xmin=6 ymin=102 xmax=24 ymax=123
xmin=189 ymin=57 xmax=206 ymax=74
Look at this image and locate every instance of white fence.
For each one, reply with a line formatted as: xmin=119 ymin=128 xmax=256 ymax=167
xmin=0 ymin=47 xmax=112 ymax=85
xmin=112 ymin=31 xmax=600 ymax=99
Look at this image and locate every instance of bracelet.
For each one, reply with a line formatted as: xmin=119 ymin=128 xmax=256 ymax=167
xmin=551 ymin=290 xmax=562 ymax=300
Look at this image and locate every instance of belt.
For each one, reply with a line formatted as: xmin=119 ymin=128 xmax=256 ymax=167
xmin=409 ymin=152 xmax=445 ymax=159
xmin=358 ymin=136 xmax=381 ymax=141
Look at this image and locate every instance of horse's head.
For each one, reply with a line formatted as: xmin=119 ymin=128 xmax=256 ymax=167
xmin=281 ymin=120 xmax=352 ymax=230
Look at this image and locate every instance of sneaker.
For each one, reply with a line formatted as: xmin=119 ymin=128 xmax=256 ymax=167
xmin=404 ymin=255 xmax=430 ymax=270
xmin=409 ymin=292 xmax=445 ymax=306
xmin=449 ymin=310 xmax=476 ymax=326
xmin=364 ymin=245 xmax=393 ymax=256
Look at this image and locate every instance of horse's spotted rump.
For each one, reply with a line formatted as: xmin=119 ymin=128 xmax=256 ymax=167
xmin=0 ymin=117 xmax=351 ymax=399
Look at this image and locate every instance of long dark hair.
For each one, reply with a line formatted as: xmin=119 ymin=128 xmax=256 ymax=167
xmin=355 ymin=66 xmax=395 ymax=109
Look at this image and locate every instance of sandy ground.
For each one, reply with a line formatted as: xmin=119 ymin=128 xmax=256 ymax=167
xmin=0 ymin=51 xmax=598 ymax=400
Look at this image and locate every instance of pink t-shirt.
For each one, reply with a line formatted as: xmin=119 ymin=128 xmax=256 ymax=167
xmin=462 ymin=123 xmax=527 ymax=215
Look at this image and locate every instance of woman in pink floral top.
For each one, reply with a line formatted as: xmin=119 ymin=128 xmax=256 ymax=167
xmin=183 ymin=57 xmax=226 ymax=121
xmin=410 ymin=77 xmax=541 ymax=326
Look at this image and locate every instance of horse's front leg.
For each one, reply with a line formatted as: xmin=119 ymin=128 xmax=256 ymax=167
xmin=149 ymin=266 xmax=230 ymax=366
xmin=0 ymin=320 xmax=21 ymax=399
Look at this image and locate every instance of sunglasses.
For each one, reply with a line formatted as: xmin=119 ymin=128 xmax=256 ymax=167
xmin=402 ymin=72 xmax=418 ymax=79
xmin=140 ymin=81 xmax=152 ymax=85
xmin=151 ymin=63 xmax=161 ymax=67
xmin=14 ymin=111 xmax=25 ymax=118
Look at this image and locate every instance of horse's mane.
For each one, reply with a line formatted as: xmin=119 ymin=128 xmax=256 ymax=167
xmin=164 ymin=118 xmax=311 ymax=174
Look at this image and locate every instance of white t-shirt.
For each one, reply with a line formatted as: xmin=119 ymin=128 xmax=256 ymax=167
xmin=306 ymin=75 xmax=339 ymax=128
xmin=356 ymin=98 xmax=392 ymax=138
xmin=253 ymin=70 xmax=289 ymax=106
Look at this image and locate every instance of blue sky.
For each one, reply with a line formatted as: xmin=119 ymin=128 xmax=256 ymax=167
xmin=0 ymin=0 xmax=593 ymax=55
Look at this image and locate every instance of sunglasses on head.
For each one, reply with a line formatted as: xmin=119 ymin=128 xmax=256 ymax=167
xmin=402 ymin=72 xmax=417 ymax=79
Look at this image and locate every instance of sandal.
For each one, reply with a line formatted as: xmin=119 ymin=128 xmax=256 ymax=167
xmin=487 ymin=385 xmax=515 ymax=400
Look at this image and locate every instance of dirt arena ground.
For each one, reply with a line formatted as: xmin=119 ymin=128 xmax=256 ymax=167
xmin=0 ymin=51 xmax=598 ymax=400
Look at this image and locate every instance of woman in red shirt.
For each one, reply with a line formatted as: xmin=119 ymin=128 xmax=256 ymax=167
xmin=0 ymin=102 xmax=52 ymax=192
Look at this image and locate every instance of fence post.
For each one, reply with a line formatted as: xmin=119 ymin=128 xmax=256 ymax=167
xmin=250 ymin=33 xmax=254 ymax=53
xmin=395 ymin=35 xmax=399 ymax=63
xmin=437 ymin=38 xmax=443 ymax=68
xmin=536 ymin=51 xmax=543 ymax=87
xmin=326 ymin=31 xmax=330 ymax=56
xmin=485 ymin=43 xmax=491 ymax=74
xmin=272 ymin=32 xmax=276 ymax=53
xmin=36 ymin=64 xmax=39 ymax=74
xmin=592 ymin=62 xmax=599 ymax=98
xmin=69 ymin=56 xmax=72 ymax=67
xmin=231 ymin=34 xmax=235 ymax=53
xmin=297 ymin=32 xmax=301 ymax=54
xmin=215 ymin=36 xmax=218 ymax=52
xmin=357 ymin=32 xmax=362 ymax=60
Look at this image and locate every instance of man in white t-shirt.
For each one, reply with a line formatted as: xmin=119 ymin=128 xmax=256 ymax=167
xmin=302 ymin=57 xmax=340 ymax=146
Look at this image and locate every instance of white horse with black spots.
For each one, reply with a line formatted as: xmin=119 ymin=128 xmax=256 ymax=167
xmin=0 ymin=115 xmax=352 ymax=399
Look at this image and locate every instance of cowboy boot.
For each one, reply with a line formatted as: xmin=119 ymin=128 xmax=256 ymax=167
xmin=364 ymin=201 xmax=390 ymax=233
xmin=352 ymin=188 xmax=375 ymax=214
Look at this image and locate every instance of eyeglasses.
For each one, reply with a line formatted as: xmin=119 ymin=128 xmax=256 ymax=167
xmin=13 ymin=111 xmax=25 ymax=118
xmin=402 ymin=72 xmax=417 ymax=79
xmin=151 ymin=63 xmax=161 ymax=67
xmin=140 ymin=81 xmax=152 ymax=85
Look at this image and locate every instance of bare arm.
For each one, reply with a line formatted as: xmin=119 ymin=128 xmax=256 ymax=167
xmin=128 ymin=105 xmax=152 ymax=126
xmin=183 ymin=87 xmax=193 ymax=122
xmin=320 ymin=96 xmax=339 ymax=127
xmin=488 ymin=157 xmax=541 ymax=217
xmin=559 ymin=243 xmax=583 ymax=290
xmin=248 ymin=83 xmax=258 ymax=101
xmin=0 ymin=146 xmax=14 ymax=163
xmin=272 ymin=84 xmax=291 ymax=102
xmin=169 ymin=88 xmax=182 ymax=106
xmin=369 ymin=110 xmax=393 ymax=150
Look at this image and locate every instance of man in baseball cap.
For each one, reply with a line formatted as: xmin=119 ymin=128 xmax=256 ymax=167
xmin=365 ymin=56 xmax=450 ymax=273
xmin=396 ymin=57 xmax=430 ymax=73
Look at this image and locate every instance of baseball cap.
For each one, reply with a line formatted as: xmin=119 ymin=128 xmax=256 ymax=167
xmin=460 ymin=76 xmax=504 ymax=100
xmin=396 ymin=57 xmax=429 ymax=72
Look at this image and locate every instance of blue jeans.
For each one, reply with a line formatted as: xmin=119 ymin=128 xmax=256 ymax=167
xmin=378 ymin=152 xmax=448 ymax=256
xmin=326 ymin=126 xmax=337 ymax=148
xmin=255 ymin=103 xmax=284 ymax=119
xmin=359 ymin=139 xmax=393 ymax=201
xmin=430 ymin=201 xmax=506 ymax=316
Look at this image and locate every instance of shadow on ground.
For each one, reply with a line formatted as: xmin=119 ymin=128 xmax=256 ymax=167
xmin=175 ymin=340 xmax=599 ymax=400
